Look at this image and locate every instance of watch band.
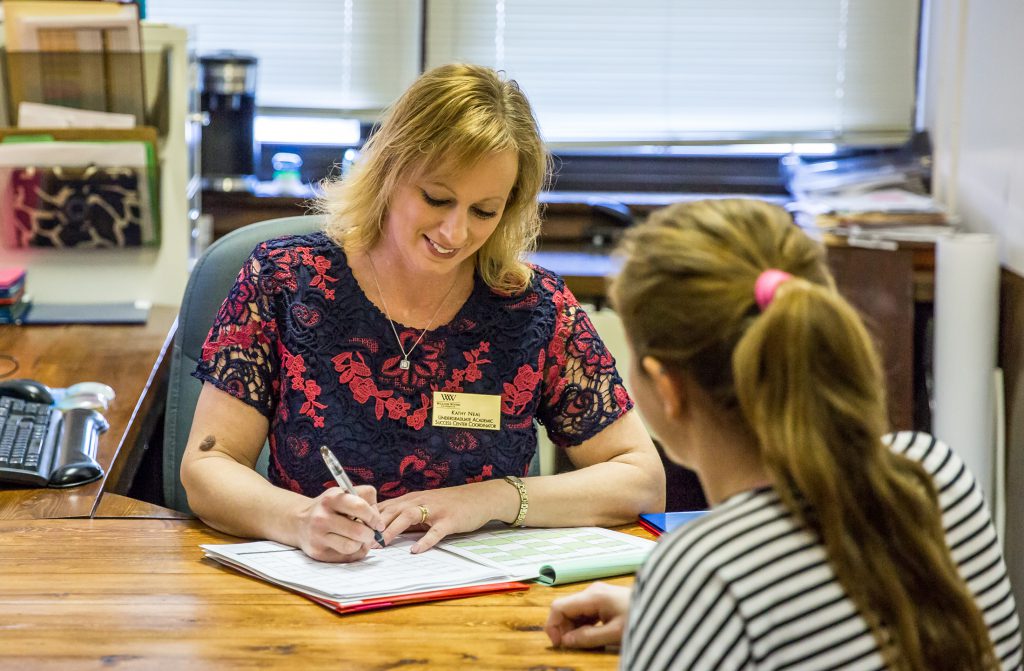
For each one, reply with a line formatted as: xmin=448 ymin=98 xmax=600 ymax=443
xmin=504 ymin=475 xmax=529 ymax=527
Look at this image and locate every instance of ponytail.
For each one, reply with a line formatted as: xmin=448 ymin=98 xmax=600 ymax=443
xmin=614 ymin=198 xmax=997 ymax=671
xmin=734 ymin=280 xmax=993 ymax=669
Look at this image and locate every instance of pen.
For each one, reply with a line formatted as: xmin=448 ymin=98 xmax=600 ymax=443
xmin=319 ymin=445 xmax=387 ymax=547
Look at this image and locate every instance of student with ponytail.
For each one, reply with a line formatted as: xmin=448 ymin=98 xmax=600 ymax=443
xmin=545 ymin=198 xmax=1022 ymax=670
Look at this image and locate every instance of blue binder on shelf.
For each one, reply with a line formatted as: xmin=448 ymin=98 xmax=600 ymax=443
xmin=638 ymin=511 xmax=708 ymax=537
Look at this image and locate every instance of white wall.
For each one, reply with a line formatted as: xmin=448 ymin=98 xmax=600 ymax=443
xmin=924 ymin=0 xmax=1024 ymax=608
xmin=927 ymin=0 xmax=1024 ymax=273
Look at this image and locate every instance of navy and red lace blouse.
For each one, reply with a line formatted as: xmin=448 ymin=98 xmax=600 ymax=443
xmin=194 ymin=232 xmax=633 ymax=499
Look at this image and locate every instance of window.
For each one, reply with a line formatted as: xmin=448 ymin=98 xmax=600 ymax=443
xmin=145 ymin=0 xmax=420 ymax=113
xmin=427 ymin=0 xmax=920 ymax=146
xmin=147 ymin=1 xmax=919 ymax=145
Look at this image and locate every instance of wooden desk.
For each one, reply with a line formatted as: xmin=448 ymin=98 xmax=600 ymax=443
xmin=93 ymin=493 xmax=192 ymax=519
xmin=0 ymin=306 xmax=177 ymax=519
xmin=1 ymin=518 xmax=647 ymax=669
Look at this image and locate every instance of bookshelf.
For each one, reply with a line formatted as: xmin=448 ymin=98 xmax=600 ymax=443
xmin=0 ymin=21 xmax=200 ymax=307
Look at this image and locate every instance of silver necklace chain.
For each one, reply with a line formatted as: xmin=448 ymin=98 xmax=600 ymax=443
xmin=366 ymin=252 xmax=460 ymax=370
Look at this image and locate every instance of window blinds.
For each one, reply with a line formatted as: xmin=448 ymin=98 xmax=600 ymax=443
xmin=426 ymin=0 xmax=920 ymax=144
xmin=146 ymin=0 xmax=919 ymax=145
xmin=145 ymin=0 xmax=420 ymax=112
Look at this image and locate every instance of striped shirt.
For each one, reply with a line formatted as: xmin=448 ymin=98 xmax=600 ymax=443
xmin=621 ymin=432 xmax=1023 ymax=670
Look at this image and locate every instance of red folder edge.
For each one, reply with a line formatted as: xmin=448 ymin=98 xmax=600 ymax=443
xmin=305 ymin=581 xmax=532 ymax=615
xmin=636 ymin=518 xmax=663 ymax=538
xmin=213 ymin=557 xmax=531 ymax=615
xmin=0 ymin=287 xmax=25 ymax=305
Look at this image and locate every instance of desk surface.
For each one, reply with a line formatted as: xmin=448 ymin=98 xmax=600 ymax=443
xmin=1 ymin=518 xmax=647 ymax=670
xmin=0 ymin=306 xmax=177 ymax=519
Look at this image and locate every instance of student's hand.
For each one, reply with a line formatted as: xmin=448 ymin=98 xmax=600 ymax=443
xmin=294 ymin=485 xmax=384 ymax=562
xmin=377 ymin=484 xmax=497 ymax=553
xmin=545 ymin=582 xmax=632 ymax=649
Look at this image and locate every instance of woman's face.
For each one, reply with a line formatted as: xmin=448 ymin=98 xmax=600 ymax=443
xmin=379 ymin=151 xmax=518 ymax=276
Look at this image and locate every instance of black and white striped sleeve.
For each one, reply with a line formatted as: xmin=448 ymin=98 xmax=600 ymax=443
xmin=622 ymin=534 xmax=751 ymax=670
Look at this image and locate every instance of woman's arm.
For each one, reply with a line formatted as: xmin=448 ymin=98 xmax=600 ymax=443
xmin=522 ymin=409 xmax=666 ymax=524
xmin=180 ymin=383 xmax=384 ymax=561
xmin=378 ymin=409 xmax=665 ymax=551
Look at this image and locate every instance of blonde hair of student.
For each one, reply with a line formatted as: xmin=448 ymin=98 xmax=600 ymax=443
xmin=319 ymin=63 xmax=550 ymax=294
xmin=612 ymin=199 xmax=996 ymax=671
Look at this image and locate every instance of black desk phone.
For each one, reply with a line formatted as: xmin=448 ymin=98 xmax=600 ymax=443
xmin=0 ymin=378 xmax=109 ymax=488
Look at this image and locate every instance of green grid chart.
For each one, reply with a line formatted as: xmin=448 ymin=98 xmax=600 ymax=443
xmin=442 ymin=526 xmax=652 ymax=571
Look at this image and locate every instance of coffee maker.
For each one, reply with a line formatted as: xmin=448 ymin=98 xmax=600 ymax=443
xmin=199 ymin=52 xmax=258 ymax=192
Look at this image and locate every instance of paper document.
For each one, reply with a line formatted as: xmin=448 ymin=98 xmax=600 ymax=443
xmin=792 ymin=188 xmax=944 ymax=216
xmin=17 ymin=102 xmax=136 ymax=129
xmin=440 ymin=526 xmax=654 ymax=585
xmin=0 ymin=140 xmax=148 ymax=167
xmin=201 ymin=526 xmax=655 ymax=612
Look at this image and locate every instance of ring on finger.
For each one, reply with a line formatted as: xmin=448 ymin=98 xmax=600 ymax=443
xmin=418 ymin=504 xmax=429 ymax=525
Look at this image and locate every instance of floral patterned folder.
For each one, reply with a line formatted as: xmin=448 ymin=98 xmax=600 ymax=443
xmin=4 ymin=164 xmax=155 ymax=248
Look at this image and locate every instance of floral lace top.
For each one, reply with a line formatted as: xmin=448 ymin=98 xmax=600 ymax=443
xmin=194 ymin=232 xmax=633 ymax=499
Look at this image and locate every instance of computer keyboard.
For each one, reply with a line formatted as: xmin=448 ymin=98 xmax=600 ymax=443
xmin=0 ymin=396 xmax=107 ymax=487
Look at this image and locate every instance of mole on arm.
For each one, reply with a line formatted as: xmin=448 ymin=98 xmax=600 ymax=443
xmin=198 ymin=435 xmax=217 ymax=451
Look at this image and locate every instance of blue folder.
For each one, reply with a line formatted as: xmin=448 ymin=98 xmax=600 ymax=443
xmin=638 ymin=510 xmax=708 ymax=536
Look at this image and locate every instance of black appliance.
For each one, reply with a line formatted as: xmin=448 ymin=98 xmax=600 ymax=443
xmin=200 ymin=52 xmax=258 ymax=192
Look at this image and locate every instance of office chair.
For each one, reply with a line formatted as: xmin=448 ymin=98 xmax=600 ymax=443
xmin=163 ymin=214 xmax=325 ymax=513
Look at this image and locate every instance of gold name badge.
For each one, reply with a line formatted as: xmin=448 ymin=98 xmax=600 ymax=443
xmin=432 ymin=391 xmax=501 ymax=431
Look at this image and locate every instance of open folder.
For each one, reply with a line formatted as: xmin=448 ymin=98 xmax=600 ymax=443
xmin=201 ymin=526 xmax=655 ymax=615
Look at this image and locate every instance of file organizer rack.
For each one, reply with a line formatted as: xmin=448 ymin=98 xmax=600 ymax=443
xmin=0 ymin=22 xmax=200 ymax=308
xmin=0 ymin=50 xmax=152 ymax=128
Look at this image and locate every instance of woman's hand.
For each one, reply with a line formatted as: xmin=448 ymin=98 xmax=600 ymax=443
xmin=293 ymin=485 xmax=384 ymax=562
xmin=377 ymin=482 xmax=512 ymax=553
xmin=545 ymin=582 xmax=632 ymax=649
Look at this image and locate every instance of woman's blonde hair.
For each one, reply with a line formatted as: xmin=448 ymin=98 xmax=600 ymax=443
xmin=317 ymin=63 xmax=550 ymax=294
xmin=612 ymin=198 xmax=996 ymax=671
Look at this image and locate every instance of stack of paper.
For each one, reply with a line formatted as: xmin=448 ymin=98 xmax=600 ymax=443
xmin=791 ymin=188 xmax=956 ymax=246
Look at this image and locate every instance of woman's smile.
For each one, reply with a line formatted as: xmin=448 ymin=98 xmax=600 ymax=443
xmin=425 ymin=235 xmax=458 ymax=257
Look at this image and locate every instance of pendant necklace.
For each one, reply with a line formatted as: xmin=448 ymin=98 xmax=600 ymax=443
xmin=366 ymin=252 xmax=460 ymax=371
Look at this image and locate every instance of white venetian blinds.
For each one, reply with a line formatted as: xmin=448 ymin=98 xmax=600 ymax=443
xmin=145 ymin=0 xmax=421 ymax=112
xmin=426 ymin=0 xmax=921 ymax=144
xmin=146 ymin=0 xmax=920 ymax=145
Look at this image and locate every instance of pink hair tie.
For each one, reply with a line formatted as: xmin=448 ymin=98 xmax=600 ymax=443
xmin=754 ymin=269 xmax=793 ymax=311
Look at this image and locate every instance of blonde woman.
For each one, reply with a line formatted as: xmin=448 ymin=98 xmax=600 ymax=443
xmin=181 ymin=64 xmax=664 ymax=562
xmin=546 ymin=199 xmax=1022 ymax=670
